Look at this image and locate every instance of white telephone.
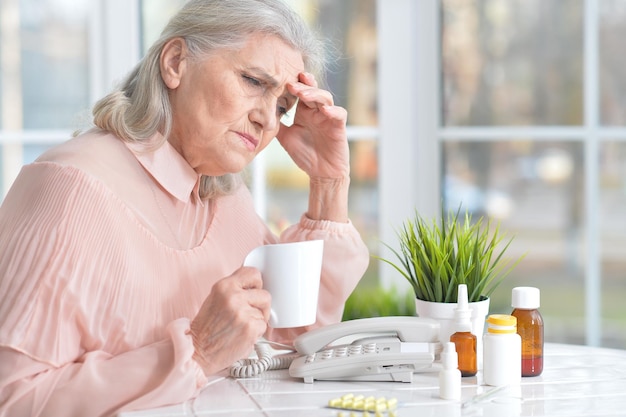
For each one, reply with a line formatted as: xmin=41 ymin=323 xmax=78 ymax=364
xmin=288 ymin=316 xmax=441 ymax=383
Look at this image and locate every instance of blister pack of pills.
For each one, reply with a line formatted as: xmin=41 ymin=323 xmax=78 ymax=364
xmin=328 ymin=393 xmax=398 ymax=417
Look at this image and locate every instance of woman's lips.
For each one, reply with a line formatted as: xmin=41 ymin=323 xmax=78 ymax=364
xmin=237 ymin=132 xmax=259 ymax=151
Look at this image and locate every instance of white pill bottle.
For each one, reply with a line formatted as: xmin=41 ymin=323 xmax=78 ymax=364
xmin=483 ymin=314 xmax=522 ymax=387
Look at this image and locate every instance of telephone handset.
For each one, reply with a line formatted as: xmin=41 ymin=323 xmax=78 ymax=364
xmin=288 ymin=316 xmax=441 ymax=383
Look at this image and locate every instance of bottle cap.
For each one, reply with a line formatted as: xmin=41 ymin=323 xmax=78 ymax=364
xmin=512 ymin=286 xmax=540 ymax=309
xmin=453 ymin=284 xmax=472 ymax=333
xmin=441 ymin=342 xmax=458 ymax=369
xmin=486 ymin=314 xmax=517 ymax=333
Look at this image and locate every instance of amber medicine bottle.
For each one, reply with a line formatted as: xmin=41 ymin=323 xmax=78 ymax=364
xmin=449 ymin=284 xmax=477 ymax=376
xmin=511 ymin=286 xmax=544 ymax=377
xmin=483 ymin=314 xmax=521 ymax=387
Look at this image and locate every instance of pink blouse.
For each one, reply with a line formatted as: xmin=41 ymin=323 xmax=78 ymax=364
xmin=0 ymin=131 xmax=369 ymax=416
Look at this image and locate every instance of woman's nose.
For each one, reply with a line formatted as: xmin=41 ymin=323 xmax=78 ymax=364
xmin=249 ymin=97 xmax=279 ymax=132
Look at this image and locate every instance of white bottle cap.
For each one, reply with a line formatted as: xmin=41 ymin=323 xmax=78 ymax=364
xmin=454 ymin=284 xmax=472 ymax=332
xmin=441 ymin=342 xmax=458 ymax=369
xmin=512 ymin=286 xmax=540 ymax=309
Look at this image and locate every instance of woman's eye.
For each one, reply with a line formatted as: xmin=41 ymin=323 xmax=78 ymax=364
xmin=243 ymin=75 xmax=262 ymax=87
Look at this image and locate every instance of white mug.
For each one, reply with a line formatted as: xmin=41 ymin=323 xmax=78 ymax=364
xmin=244 ymin=240 xmax=324 ymax=328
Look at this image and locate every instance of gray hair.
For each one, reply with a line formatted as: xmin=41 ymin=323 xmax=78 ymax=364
xmin=92 ymin=0 xmax=327 ymax=200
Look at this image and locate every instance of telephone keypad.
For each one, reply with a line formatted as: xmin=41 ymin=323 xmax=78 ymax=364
xmin=305 ymin=342 xmax=381 ymax=364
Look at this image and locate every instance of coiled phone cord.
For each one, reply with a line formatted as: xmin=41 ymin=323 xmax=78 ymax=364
xmin=229 ymin=341 xmax=300 ymax=378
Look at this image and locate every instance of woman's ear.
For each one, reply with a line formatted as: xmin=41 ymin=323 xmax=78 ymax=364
xmin=160 ymin=38 xmax=187 ymax=89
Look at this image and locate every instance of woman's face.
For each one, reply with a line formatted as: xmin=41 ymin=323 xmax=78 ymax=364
xmin=161 ymin=33 xmax=304 ymax=176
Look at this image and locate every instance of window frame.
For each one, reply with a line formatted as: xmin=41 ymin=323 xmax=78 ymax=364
xmin=0 ymin=0 xmax=620 ymax=346
xmin=378 ymin=0 xmax=616 ymax=346
xmin=0 ymin=0 xmax=141 ymax=194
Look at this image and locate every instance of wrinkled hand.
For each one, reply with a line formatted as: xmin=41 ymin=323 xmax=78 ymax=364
xmin=189 ymin=267 xmax=271 ymax=375
xmin=276 ymin=72 xmax=349 ymax=180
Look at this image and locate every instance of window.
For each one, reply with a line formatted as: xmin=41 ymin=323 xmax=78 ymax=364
xmin=2 ymin=0 xmax=622 ymax=349
xmin=256 ymin=1 xmax=379 ymax=287
xmin=0 ymin=0 xmax=140 ymax=194
xmin=0 ymin=0 xmax=89 ymax=194
xmin=378 ymin=0 xmax=625 ymax=347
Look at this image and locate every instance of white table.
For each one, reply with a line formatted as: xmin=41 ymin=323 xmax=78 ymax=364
xmin=121 ymin=343 xmax=626 ymax=416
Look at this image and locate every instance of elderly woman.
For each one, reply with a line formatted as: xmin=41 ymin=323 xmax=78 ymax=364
xmin=0 ymin=0 xmax=369 ymax=415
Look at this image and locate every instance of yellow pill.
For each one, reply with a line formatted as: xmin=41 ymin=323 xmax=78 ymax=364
xmin=387 ymin=398 xmax=398 ymax=409
xmin=341 ymin=399 xmax=354 ymax=408
xmin=342 ymin=393 xmax=354 ymax=400
xmin=329 ymin=398 xmax=342 ymax=407
xmin=375 ymin=411 xmax=385 ymax=417
xmin=374 ymin=403 xmax=387 ymax=412
xmin=354 ymin=394 xmax=365 ymax=401
xmin=389 ymin=411 xmax=398 ymax=417
xmin=363 ymin=412 xmax=371 ymax=417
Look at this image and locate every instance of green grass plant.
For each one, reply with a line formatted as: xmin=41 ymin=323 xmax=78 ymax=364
xmin=376 ymin=208 xmax=524 ymax=303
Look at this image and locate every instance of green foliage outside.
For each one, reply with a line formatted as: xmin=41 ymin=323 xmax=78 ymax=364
xmin=342 ymin=285 xmax=415 ymax=321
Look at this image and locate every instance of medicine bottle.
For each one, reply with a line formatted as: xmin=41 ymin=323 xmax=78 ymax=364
xmin=439 ymin=342 xmax=462 ymax=400
xmin=449 ymin=284 xmax=477 ymax=376
xmin=483 ymin=314 xmax=521 ymax=387
xmin=511 ymin=286 xmax=544 ymax=377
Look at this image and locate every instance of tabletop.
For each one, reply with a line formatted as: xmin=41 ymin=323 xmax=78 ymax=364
xmin=120 ymin=343 xmax=626 ymax=417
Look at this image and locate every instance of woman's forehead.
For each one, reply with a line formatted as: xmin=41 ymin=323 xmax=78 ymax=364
xmin=230 ymin=33 xmax=304 ymax=82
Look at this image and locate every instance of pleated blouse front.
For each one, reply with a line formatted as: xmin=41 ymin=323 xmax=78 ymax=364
xmin=0 ymin=130 xmax=369 ymax=416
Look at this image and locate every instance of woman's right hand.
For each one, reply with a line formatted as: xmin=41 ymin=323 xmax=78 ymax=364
xmin=189 ymin=266 xmax=271 ymax=375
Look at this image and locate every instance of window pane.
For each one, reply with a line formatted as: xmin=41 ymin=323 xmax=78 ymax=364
xmin=20 ymin=0 xmax=89 ymax=129
xmin=140 ymin=0 xmax=186 ymax=53
xmin=1 ymin=0 xmax=89 ymax=197
xmin=313 ymin=0 xmax=377 ymax=126
xmin=348 ymin=139 xmax=378 ymax=285
xmin=443 ymin=140 xmax=586 ymax=344
xmin=600 ymin=1 xmax=626 ymax=126
xmin=0 ymin=47 xmax=3 ymax=129
xmin=441 ymin=0 xmax=583 ymax=126
xmin=600 ymin=142 xmax=626 ymax=347
xmin=270 ymin=0 xmax=379 ymax=286
xmin=263 ymin=139 xmax=379 ymax=286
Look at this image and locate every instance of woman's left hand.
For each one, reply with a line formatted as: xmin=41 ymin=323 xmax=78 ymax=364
xmin=276 ymin=72 xmax=349 ymax=180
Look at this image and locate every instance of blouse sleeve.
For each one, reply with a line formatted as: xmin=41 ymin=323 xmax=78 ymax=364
xmin=0 ymin=164 xmax=207 ymax=417
xmin=265 ymin=214 xmax=370 ymax=344
xmin=0 ymin=319 xmax=206 ymax=417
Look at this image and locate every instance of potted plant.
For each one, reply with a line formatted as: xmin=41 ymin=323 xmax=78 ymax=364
xmin=377 ymin=207 xmax=524 ymax=346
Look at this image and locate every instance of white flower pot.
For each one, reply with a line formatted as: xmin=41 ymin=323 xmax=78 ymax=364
xmin=415 ymin=296 xmax=490 ymax=369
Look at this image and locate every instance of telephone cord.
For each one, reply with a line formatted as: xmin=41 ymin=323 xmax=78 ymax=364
xmin=229 ymin=342 xmax=300 ymax=378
